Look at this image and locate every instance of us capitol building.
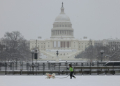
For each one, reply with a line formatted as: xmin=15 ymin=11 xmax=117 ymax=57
xmin=30 ymin=3 xmax=94 ymax=61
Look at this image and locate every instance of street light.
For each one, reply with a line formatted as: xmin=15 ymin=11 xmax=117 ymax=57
xmin=56 ymin=50 xmax=58 ymax=56
xmin=31 ymin=50 xmax=34 ymax=64
xmin=100 ymin=50 xmax=104 ymax=62
xmin=34 ymin=49 xmax=38 ymax=75
xmin=34 ymin=49 xmax=38 ymax=63
xmin=56 ymin=50 xmax=59 ymax=62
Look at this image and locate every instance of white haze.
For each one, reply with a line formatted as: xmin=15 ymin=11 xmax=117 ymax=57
xmin=0 ymin=0 xmax=120 ymax=40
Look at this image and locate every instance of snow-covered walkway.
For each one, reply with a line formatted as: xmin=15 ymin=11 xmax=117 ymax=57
xmin=0 ymin=75 xmax=120 ymax=86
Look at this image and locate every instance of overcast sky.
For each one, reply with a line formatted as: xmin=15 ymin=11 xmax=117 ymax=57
xmin=0 ymin=0 xmax=120 ymax=40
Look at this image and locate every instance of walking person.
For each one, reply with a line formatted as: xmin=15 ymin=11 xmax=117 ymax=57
xmin=68 ymin=64 xmax=76 ymax=79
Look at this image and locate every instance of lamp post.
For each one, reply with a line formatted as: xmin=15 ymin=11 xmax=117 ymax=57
xmin=34 ymin=49 xmax=38 ymax=63
xmin=31 ymin=50 xmax=35 ymax=71
xmin=100 ymin=50 xmax=104 ymax=62
xmin=34 ymin=49 xmax=38 ymax=75
xmin=56 ymin=50 xmax=59 ymax=62
xmin=31 ymin=50 xmax=34 ymax=65
xmin=15 ymin=57 xmax=17 ymax=70
xmin=3 ymin=47 xmax=6 ymax=62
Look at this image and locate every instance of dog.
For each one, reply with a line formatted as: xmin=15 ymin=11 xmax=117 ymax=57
xmin=46 ymin=73 xmax=55 ymax=79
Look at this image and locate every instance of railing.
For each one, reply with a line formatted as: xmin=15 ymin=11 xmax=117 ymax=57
xmin=0 ymin=61 xmax=120 ymax=75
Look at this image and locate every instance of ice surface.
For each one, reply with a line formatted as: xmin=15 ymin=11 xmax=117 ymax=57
xmin=0 ymin=75 xmax=120 ymax=86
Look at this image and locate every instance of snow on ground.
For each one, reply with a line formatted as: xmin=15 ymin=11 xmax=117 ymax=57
xmin=0 ymin=75 xmax=120 ymax=86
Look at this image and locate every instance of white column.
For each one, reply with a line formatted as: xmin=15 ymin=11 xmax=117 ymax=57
xmin=61 ymin=41 xmax=63 ymax=48
xmin=54 ymin=41 xmax=56 ymax=48
xmin=58 ymin=41 xmax=60 ymax=48
xmin=59 ymin=30 xmax=60 ymax=35
xmin=60 ymin=41 xmax=62 ymax=48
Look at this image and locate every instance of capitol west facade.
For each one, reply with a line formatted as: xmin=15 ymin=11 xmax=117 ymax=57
xmin=30 ymin=3 xmax=94 ymax=61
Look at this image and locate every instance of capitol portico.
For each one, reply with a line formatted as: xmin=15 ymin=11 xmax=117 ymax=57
xmin=30 ymin=3 xmax=94 ymax=61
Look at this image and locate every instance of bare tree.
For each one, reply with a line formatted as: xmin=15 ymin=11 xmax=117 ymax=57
xmin=75 ymin=39 xmax=112 ymax=61
xmin=0 ymin=31 xmax=31 ymax=61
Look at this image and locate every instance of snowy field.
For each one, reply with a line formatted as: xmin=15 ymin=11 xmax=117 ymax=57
xmin=0 ymin=75 xmax=120 ymax=86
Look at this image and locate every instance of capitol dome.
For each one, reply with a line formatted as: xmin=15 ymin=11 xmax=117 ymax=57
xmin=55 ymin=14 xmax=70 ymax=22
xmin=51 ymin=2 xmax=74 ymax=39
xmin=55 ymin=3 xmax=70 ymax=22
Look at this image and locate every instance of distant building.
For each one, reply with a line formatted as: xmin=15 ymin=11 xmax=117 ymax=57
xmin=94 ymin=38 xmax=120 ymax=50
xmin=94 ymin=40 xmax=104 ymax=46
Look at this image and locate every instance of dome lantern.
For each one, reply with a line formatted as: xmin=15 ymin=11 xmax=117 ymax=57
xmin=61 ymin=2 xmax=64 ymax=14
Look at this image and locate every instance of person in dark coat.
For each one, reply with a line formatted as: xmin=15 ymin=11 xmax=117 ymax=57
xmin=68 ymin=64 xmax=76 ymax=79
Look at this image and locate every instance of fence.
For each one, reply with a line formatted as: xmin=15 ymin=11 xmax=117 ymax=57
xmin=0 ymin=61 xmax=120 ymax=75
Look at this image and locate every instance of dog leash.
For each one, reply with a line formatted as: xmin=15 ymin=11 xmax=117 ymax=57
xmin=55 ymin=75 xmax=69 ymax=79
